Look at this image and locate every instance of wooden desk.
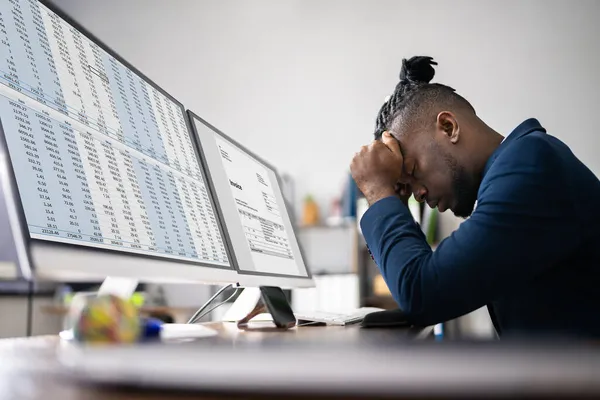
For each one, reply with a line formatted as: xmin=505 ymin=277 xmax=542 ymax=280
xmin=0 ymin=322 xmax=431 ymax=400
xmin=2 ymin=323 xmax=600 ymax=399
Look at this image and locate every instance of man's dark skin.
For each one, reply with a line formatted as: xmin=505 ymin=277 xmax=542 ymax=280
xmin=351 ymin=110 xmax=504 ymax=215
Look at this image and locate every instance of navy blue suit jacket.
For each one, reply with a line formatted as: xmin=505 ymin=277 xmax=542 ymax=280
xmin=360 ymin=119 xmax=600 ymax=337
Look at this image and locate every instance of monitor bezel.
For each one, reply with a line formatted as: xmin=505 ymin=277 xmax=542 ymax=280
xmin=0 ymin=0 xmax=239 ymax=281
xmin=186 ymin=111 xmax=314 ymax=288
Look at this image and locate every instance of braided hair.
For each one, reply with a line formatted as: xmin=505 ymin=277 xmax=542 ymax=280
xmin=374 ymin=56 xmax=474 ymax=140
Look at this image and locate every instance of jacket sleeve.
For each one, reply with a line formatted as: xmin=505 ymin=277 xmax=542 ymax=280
xmin=359 ymin=136 xmax=580 ymax=326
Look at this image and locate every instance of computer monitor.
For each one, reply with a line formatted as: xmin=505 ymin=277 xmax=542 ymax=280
xmin=0 ymin=0 xmax=239 ymax=285
xmin=187 ymin=112 xmax=314 ymax=289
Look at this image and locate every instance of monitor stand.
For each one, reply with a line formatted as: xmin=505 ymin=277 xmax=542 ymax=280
xmin=221 ymin=287 xmax=263 ymax=322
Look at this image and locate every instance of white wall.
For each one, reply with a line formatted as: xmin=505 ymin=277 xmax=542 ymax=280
xmin=50 ymin=0 xmax=600 ymax=221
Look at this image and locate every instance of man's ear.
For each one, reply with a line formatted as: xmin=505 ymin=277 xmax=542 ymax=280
xmin=436 ymin=111 xmax=459 ymax=144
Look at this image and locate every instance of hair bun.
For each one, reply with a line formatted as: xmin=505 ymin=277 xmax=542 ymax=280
xmin=399 ymin=56 xmax=437 ymax=84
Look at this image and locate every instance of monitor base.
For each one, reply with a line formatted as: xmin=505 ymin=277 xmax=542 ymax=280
xmin=221 ymin=287 xmax=262 ymax=322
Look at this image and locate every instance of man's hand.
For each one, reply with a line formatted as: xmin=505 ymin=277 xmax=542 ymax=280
xmin=350 ymin=131 xmax=405 ymax=205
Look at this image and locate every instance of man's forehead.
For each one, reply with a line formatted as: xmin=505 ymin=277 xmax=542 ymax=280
xmin=390 ymin=130 xmax=417 ymax=157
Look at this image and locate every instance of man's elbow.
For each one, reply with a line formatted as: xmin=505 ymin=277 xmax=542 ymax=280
xmin=395 ymin=300 xmax=443 ymax=327
xmin=393 ymin=279 xmax=442 ymax=327
xmin=394 ymin=294 xmax=428 ymax=325
xmin=381 ymin=253 xmax=441 ymax=326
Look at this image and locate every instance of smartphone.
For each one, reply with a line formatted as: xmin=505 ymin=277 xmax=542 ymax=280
xmin=259 ymin=286 xmax=296 ymax=329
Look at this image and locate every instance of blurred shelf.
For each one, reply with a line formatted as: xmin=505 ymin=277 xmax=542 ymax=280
xmin=297 ymin=223 xmax=359 ymax=275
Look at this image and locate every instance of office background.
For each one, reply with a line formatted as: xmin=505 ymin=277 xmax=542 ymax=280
xmin=2 ymin=0 xmax=598 ymax=338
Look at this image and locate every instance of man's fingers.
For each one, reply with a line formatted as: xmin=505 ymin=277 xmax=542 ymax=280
xmin=381 ymin=131 xmax=401 ymax=155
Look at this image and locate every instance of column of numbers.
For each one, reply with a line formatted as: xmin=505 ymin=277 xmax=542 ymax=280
xmin=35 ymin=111 xmax=78 ymax=236
xmin=43 ymin=10 xmax=85 ymax=122
xmin=17 ymin=1 xmax=46 ymax=105
xmin=202 ymin=183 xmax=225 ymax=262
xmin=74 ymin=131 xmax=114 ymax=244
xmin=189 ymin=181 xmax=212 ymax=261
xmin=150 ymin=87 xmax=179 ymax=171
xmin=165 ymin=170 xmax=196 ymax=257
xmin=116 ymin=149 xmax=156 ymax=250
xmin=67 ymin=27 xmax=102 ymax=130
xmin=87 ymin=42 xmax=122 ymax=141
xmin=0 ymin=7 xmax=19 ymax=91
xmin=175 ymin=177 xmax=202 ymax=259
xmin=102 ymin=142 xmax=160 ymax=251
xmin=1 ymin=99 xmax=59 ymax=236
xmin=107 ymin=57 xmax=139 ymax=150
xmin=165 ymin=101 xmax=191 ymax=176
xmin=1 ymin=0 xmax=37 ymax=98
xmin=175 ymin=107 xmax=202 ymax=180
xmin=123 ymin=68 xmax=144 ymax=152
xmin=152 ymin=165 xmax=177 ymax=255
xmin=28 ymin=1 xmax=67 ymax=114
xmin=191 ymin=180 xmax=227 ymax=263
xmin=132 ymin=157 xmax=171 ymax=253
xmin=100 ymin=141 xmax=138 ymax=247
xmin=138 ymin=80 xmax=167 ymax=163
xmin=57 ymin=121 xmax=100 ymax=241
xmin=17 ymin=2 xmax=43 ymax=101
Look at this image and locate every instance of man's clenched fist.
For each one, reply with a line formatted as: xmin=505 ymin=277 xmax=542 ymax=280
xmin=350 ymin=131 xmax=405 ymax=205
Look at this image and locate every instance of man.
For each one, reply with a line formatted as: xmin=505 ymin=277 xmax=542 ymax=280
xmin=350 ymin=56 xmax=600 ymax=338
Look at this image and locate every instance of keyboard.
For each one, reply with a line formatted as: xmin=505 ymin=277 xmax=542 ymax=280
xmin=294 ymin=307 xmax=384 ymax=326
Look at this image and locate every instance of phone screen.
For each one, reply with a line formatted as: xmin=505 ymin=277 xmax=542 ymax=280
xmin=260 ymin=286 xmax=296 ymax=328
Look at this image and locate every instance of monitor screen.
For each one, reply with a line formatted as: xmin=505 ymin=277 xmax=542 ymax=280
xmin=188 ymin=113 xmax=309 ymax=279
xmin=0 ymin=0 xmax=231 ymax=268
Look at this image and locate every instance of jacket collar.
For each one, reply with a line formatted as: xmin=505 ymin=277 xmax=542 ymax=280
xmin=483 ymin=118 xmax=546 ymax=177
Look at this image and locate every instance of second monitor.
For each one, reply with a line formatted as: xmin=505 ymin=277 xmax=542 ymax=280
xmin=187 ymin=111 xmax=313 ymax=289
